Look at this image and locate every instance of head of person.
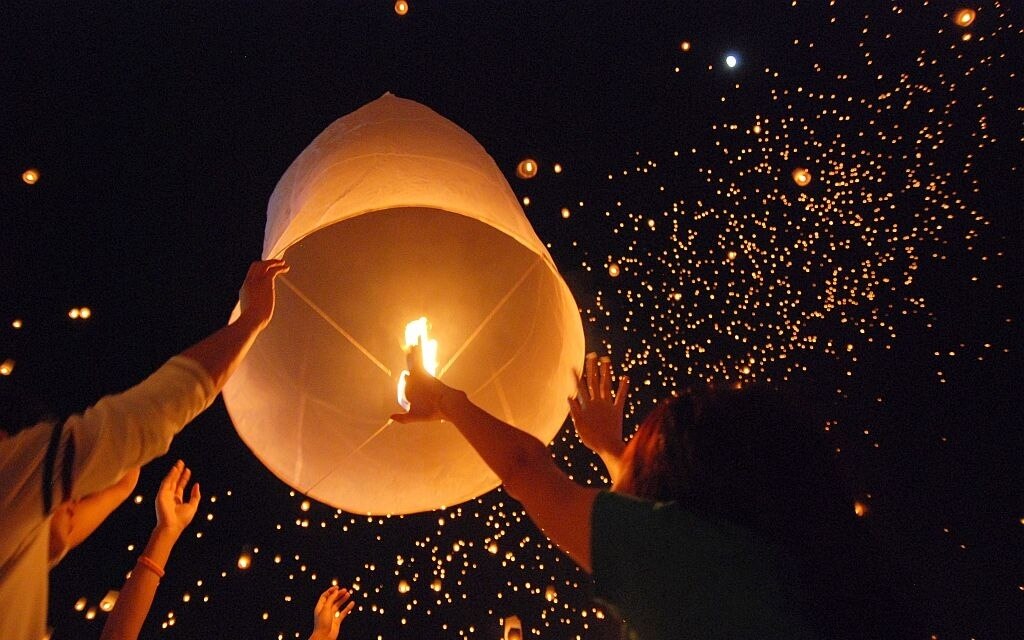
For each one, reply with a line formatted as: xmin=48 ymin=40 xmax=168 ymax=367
xmin=613 ymin=385 xmax=917 ymax=637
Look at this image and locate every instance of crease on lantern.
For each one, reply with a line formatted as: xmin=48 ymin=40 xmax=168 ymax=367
xmin=295 ymin=254 xmax=547 ymax=498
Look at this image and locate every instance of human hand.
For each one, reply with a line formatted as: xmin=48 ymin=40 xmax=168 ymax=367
xmin=390 ymin=342 xmax=447 ymax=424
xmin=568 ymin=353 xmax=629 ymax=469
xmin=238 ymin=259 xmax=290 ymax=330
xmin=310 ymin=585 xmax=355 ymax=640
xmin=155 ymin=460 xmax=201 ymax=536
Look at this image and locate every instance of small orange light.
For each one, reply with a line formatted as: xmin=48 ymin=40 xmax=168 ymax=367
xmin=21 ymin=169 xmax=39 ymax=185
xmin=680 ymin=41 xmax=691 ymax=52
xmin=853 ymin=500 xmax=868 ymax=517
xmin=237 ymin=552 xmax=252 ymax=569
xmin=791 ymin=167 xmax=812 ymax=186
xmin=608 ymin=263 xmax=621 ymax=277
xmin=552 ymin=163 xmax=563 ymax=174
xmin=516 ymin=158 xmax=538 ymax=179
xmin=954 ymin=8 xmax=976 ymax=27
xmin=394 ymin=0 xmax=409 ymax=16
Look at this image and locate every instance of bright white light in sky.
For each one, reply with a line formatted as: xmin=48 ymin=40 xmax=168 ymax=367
xmin=725 ymin=54 xmax=738 ymax=68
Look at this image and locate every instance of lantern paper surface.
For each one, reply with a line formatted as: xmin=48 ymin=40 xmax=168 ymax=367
xmin=223 ymin=93 xmax=585 ymax=514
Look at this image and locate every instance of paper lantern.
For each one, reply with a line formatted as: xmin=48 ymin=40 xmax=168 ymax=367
xmin=791 ymin=167 xmax=812 ymax=186
xmin=394 ymin=0 xmax=409 ymax=16
xmin=516 ymin=158 xmax=538 ymax=179
xmin=954 ymin=8 xmax=976 ymax=27
xmin=21 ymin=168 xmax=39 ymax=185
xmin=223 ymin=94 xmax=584 ymax=515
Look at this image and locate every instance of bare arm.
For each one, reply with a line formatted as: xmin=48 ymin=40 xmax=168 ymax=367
xmin=100 ymin=461 xmax=200 ymax=640
xmin=181 ymin=259 xmax=289 ymax=390
xmin=49 ymin=467 xmax=140 ymax=564
xmin=392 ymin=347 xmax=599 ymax=573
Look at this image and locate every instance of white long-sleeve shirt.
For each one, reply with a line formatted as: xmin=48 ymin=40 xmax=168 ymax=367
xmin=0 ymin=356 xmax=216 ymax=640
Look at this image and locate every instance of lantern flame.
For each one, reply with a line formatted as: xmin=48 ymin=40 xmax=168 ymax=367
xmin=397 ymin=317 xmax=439 ymax=411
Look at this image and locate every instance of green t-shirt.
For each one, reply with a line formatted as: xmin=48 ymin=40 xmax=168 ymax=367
xmin=590 ymin=491 xmax=818 ymax=640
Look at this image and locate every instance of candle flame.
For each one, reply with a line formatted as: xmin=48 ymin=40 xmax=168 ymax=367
xmin=397 ymin=317 xmax=439 ymax=411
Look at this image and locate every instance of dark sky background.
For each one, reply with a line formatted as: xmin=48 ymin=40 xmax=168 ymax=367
xmin=2 ymin=2 xmax=1021 ymax=638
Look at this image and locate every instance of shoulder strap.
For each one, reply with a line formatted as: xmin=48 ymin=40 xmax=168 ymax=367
xmin=42 ymin=422 xmax=75 ymax=516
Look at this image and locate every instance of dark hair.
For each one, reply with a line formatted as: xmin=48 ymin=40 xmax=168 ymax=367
xmin=615 ymin=385 xmax=919 ymax=638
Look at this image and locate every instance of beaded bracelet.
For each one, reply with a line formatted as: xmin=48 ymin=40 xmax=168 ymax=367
xmin=136 ymin=555 xmax=165 ymax=579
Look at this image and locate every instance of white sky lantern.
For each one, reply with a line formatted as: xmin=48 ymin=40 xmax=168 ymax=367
xmin=223 ymin=93 xmax=584 ymax=515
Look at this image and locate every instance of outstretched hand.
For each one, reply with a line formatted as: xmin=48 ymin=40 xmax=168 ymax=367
xmin=311 ymin=586 xmax=355 ymax=640
xmin=390 ymin=342 xmax=446 ymax=424
xmin=155 ymin=460 xmax=201 ymax=535
xmin=568 ymin=353 xmax=629 ymax=475
xmin=238 ymin=259 xmax=290 ymax=330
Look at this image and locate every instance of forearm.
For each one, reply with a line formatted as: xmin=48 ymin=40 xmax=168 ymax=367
xmin=65 ymin=470 xmax=138 ymax=551
xmin=180 ymin=313 xmax=264 ymax=392
xmin=100 ymin=525 xmax=182 ymax=640
xmin=438 ymin=386 xmax=555 ymax=499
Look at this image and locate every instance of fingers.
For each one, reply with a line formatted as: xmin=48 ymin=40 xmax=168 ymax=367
xmin=573 ymin=370 xmax=589 ymax=409
xmin=337 ymin=598 xmax=355 ymax=621
xmin=176 ymin=465 xmax=191 ymax=500
xmin=567 ymin=395 xmax=582 ymax=426
xmin=161 ymin=460 xmax=183 ymax=494
xmin=585 ymin=353 xmax=598 ymax=399
xmin=614 ymin=375 xmax=631 ymax=411
xmin=188 ymin=482 xmax=201 ymax=506
xmin=598 ymin=356 xmax=612 ymax=400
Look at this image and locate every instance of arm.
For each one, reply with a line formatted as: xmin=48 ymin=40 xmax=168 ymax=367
xmin=49 ymin=467 xmax=140 ymax=564
xmin=567 ymin=353 xmax=630 ymax=483
xmin=309 ymin=586 xmax=355 ymax=640
xmin=100 ymin=461 xmax=200 ymax=640
xmin=68 ymin=259 xmax=288 ymax=500
xmin=181 ymin=259 xmax=289 ymax=390
xmin=391 ymin=346 xmax=600 ymax=573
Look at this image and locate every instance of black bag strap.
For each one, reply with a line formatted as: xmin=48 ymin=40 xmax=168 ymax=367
xmin=42 ymin=422 xmax=75 ymax=516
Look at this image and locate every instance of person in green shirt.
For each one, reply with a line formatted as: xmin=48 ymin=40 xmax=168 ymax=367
xmin=393 ymin=350 xmax=913 ymax=639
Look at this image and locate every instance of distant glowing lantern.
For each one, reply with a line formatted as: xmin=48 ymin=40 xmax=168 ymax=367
xmin=752 ymin=124 xmax=762 ymax=134
xmin=68 ymin=308 xmax=80 ymax=319
xmin=791 ymin=167 xmax=812 ymax=186
xmin=394 ymin=0 xmax=409 ymax=16
xmin=725 ymin=54 xmax=738 ymax=68
xmin=516 ymin=158 xmax=538 ymax=179
xmin=544 ymin=585 xmax=557 ymax=602
xmin=222 ymin=94 xmax=584 ymax=515
xmin=680 ymin=41 xmax=691 ymax=52
xmin=237 ymin=551 xmax=252 ymax=570
xmin=79 ymin=306 xmax=91 ymax=319
xmin=726 ymin=250 xmax=738 ymax=261
xmin=11 ymin=319 xmax=22 ymax=329
xmin=74 ymin=597 xmax=87 ymax=612
xmin=853 ymin=500 xmax=869 ymax=517
xmin=99 ymin=590 xmax=119 ymax=612
xmin=560 ymin=207 xmax=570 ymax=219
xmin=552 ymin=163 xmax=563 ymax=174
xmin=21 ymin=169 xmax=39 ymax=185
xmin=398 ymin=579 xmax=411 ymax=594
xmin=431 ymin=578 xmax=443 ymax=592
xmin=0 ymin=359 xmax=14 ymax=376
xmin=608 ymin=263 xmax=621 ymax=277
xmin=954 ymin=8 xmax=976 ymax=27
xmin=504 ymin=615 xmax=523 ymax=640
xmin=85 ymin=607 xmax=97 ymax=620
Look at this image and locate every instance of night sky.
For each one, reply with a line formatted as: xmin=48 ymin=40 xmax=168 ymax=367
xmin=2 ymin=2 xmax=1021 ymax=638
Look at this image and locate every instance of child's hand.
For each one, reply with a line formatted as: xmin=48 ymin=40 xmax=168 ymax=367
xmin=311 ymin=586 xmax=355 ymax=640
xmin=155 ymin=460 xmax=201 ymax=535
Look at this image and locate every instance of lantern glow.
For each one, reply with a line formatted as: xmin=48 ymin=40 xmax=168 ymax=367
xmin=954 ymin=8 xmax=976 ymax=27
xmin=394 ymin=0 xmax=409 ymax=16
xmin=792 ymin=167 xmax=812 ymax=186
xmin=21 ymin=169 xmax=39 ymax=185
xmin=516 ymin=159 xmax=538 ymax=179
xmin=397 ymin=317 xmax=439 ymax=411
